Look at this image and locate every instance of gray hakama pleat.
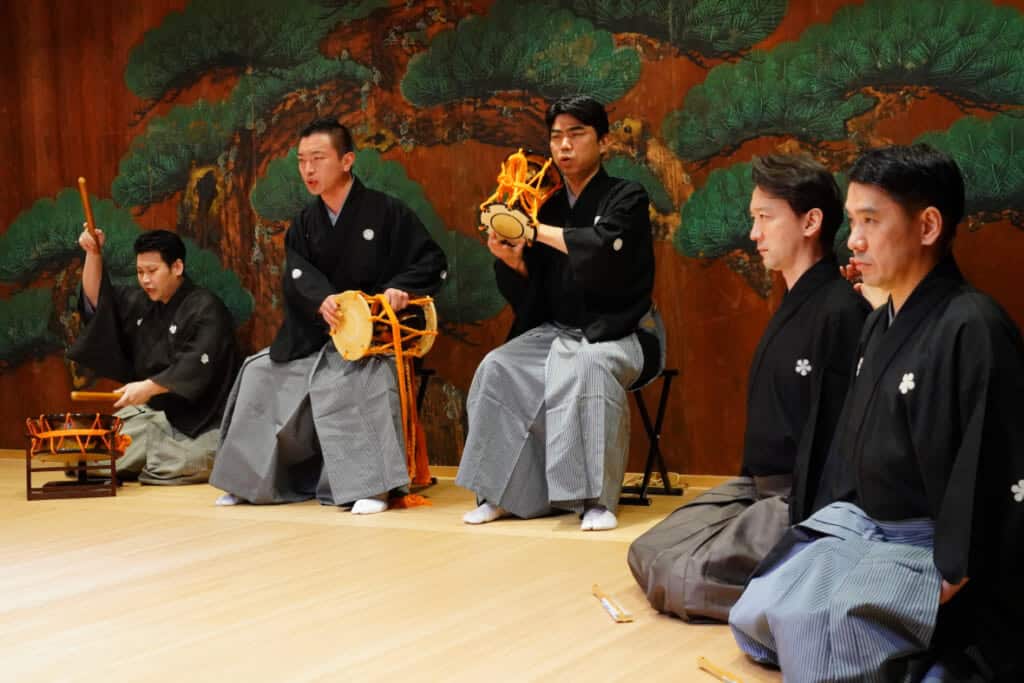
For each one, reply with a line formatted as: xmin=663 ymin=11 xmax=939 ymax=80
xmin=210 ymin=345 xmax=408 ymax=505
xmin=111 ymin=406 xmax=219 ymax=485
xmin=455 ymin=323 xmax=643 ymax=517
xmin=729 ymin=502 xmax=941 ymax=683
xmin=627 ymin=474 xmax=791 ymax=622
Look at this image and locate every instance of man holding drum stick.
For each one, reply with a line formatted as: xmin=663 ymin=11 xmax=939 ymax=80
xmin=68 ymin=228 xmax=240 ymax=485
xmin=456 ymin=96 xmax=661 ymax=531
xmin=210 ymin=118 xmax=446 ymax=513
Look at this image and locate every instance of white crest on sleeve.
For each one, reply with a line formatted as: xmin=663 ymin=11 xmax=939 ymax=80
xmin=363 ymin=228 xmax=375 ymax=241
xmin=169 ymin=324 xmax=178 ymax=335
xmin=200 ymin=353 xmax=210 ymax=365
xmin=440 ymin=270 xmax=448 ymax=280
xmin=856 ymin=357 xmax=863 ymax=376
xmin=291 ymin=268 xmax=302 ymax=280
xmin=136 ymin=318 xmax=143 ymax=327
xmin=898 ymin=372 xmax=916 ymax=394
xmin=594 ymin=215 xmax=602 ymax=225
xmin=612 ymin=238 xmax=624 ymax=252
xmin=1012 ymin=480 xmax=1024 ymax=503
xmin=795 ymin=359 xmax=812 ymax=376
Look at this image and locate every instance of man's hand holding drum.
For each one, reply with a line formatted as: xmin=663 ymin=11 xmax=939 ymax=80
xmin=485 ymin=228 xmax=527 ymax=277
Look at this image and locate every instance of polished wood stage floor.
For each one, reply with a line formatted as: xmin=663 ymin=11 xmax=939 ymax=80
xmin=0 ymin=457 xmax=780 ymax=682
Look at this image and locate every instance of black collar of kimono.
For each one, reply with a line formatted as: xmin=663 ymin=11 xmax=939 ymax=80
xmin=555 ymin=166 xmax=611 ymax=218
xmin=749 ymin=257 xmax=841 ymax=380
xmin=316 ymin=176 xmax=365 ymax=224
xmin=846 ymin=254 xmax=965 ymax=437
xmin=786 ymin=256 xmax=840 ymax=303
xmin=886 ymin=254 xmax=964 ymax=322
xmin=157 ymin=275 xmax=195 ymax=312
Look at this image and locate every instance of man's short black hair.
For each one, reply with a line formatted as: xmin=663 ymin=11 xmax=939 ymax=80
xmin=299 ymin=117 xmax=355 ymax=158
xmin=545 ymin=96 xmax=610 ymax=139
xmin=751 ymin=154 xmax=844 ymax=255
xmin=848 ymin=144 xmax=965 ymax=252
xmin=134 ymin=229 xmax=186 ymax=269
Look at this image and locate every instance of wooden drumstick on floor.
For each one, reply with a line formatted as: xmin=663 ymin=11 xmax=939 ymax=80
xmin=697 ymin=656 xmax=743 ymax=683
xmin=591 ymin=584 xmax=633 ymax=623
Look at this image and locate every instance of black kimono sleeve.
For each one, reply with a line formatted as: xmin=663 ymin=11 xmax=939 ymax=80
xmin=67 ymin=269 xmax=143 ymax=383
xmin=925 ymin=303 xmax=1024 ymax=587
xmin=926 ymin=299 xmax=1024 ymax=678
xmin=282 ymin=224 xmax=338 ymax=325
xmin=493 ymin=255 xmax=548 ymax=340
xmin=562 ymin=181 xmax=651 ymax=293
xmin=377 ymin=203 xmax=447 ymax=296
xmin=790 ymin=293 xmax=871 ymax=523
xmin=148 ymin=290 xmax=238 ymax=402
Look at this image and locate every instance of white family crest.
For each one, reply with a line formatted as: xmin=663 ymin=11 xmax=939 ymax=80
xmin=1012 ymin=479 xmax=1024 ymax=503
xmin=200 ymin=353 xmax=210 ymax=365
xmin=898 ymin=372 xmax=915 ymax=394
xmin=795 ymin=359 xmax=812 ymax=376
xmin=136 ymin=318 xmax=143 ymax=327
xmin=362 ymin=228 xmax=375 ymax=241
xmin=291 ymin=268 xmax=302 ymax=279
xmin=169 ymin=324 xmax=178 ymax=335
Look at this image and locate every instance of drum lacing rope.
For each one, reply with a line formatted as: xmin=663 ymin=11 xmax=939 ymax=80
xmin=479 ymin=148 xmax=562 ymax=226
xmin=376 ymin=297 xmax=432 ymax=490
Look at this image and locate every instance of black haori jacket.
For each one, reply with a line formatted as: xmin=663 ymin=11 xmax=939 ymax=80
xmin=271 ymin=178 xmax=448 ymax=362
xmin=68 ymin=270 xmax=241 ymax=437
xmin=494 ymin=167 xmax=655 ymax=344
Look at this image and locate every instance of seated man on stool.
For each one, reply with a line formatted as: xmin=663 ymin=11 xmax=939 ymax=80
xmin=627 ymin=154 xmax=868 ymax=621
xmin=210 ymin=117 xmax=446 ymax=513
xmin=456 ymin=95 xmax=661 ymax=532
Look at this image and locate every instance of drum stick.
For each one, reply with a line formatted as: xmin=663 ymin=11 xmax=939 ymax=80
xmin=77 ymin=177 xmax=99 ymax=241
xmin=591 ymin=584 xmax=633 ymax=623
xmin=697 ymin=657 xmax=743 ymax=683
xmin=71 ymin=391 xmax=121 ymax=402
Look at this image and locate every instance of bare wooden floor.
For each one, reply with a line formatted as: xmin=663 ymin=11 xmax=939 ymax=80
xmin=0 ymin=459 xmax=780 ymax=683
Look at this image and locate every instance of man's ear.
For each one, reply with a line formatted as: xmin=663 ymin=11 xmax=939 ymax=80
xmin=803 ymin=207 xmax=823 ymax=240
xmin=172 ymin=259 xmax=185 ymax=277
xmin=341 ymin=150 xmax=356 ymax=173
xmin=919 ymin=206 xmax=943 ymax=247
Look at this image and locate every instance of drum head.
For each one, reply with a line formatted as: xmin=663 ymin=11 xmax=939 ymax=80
xmin=409 ymin=298 xmax=437 ymax=357
xmin=481 ymin=203 xmax=530 ymax=241
xmin=330 ymin=291 xmax=373 ymax=360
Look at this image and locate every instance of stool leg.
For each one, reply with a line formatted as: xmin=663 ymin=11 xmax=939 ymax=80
xmin=620 ymin=370 xmax=684 ymax=505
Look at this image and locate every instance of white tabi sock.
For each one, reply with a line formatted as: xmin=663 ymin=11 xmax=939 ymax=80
xmin=462 ymin=502 xmax=507 ymax=524
xmin=581 ymin=505 xmax=617 ymax=531
xmin=351 ymin=495 xmax=389 ymax=515
xmin=214 ymin=492 xmax=246 ymax=506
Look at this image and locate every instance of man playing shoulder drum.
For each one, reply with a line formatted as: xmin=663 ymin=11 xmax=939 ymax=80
xmin=211 ymin=118 xmax=447 ymax=513
xmin=456 ymin=95 xmax=661 ymax=531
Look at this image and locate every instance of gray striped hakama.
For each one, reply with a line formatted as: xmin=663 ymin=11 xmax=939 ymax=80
xmin=209 ymin=343 xmax=408 ymax=505
xmin=729 ymin=501 xmax=941 ymax=683
xmin=627 ymin=474 xmax=791 ymax=622
xmin=455 ymin=323 xmax=643 ymax=517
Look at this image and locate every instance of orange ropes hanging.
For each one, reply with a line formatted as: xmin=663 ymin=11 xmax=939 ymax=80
xmin=479 ymin=148 xmax=562 ymax=243
xmin=329 ymin=291 xmax=438 ymax=504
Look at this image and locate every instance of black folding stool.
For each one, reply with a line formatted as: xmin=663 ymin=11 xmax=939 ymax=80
xmin=619 ymin=368 xmax=683 ymax=506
